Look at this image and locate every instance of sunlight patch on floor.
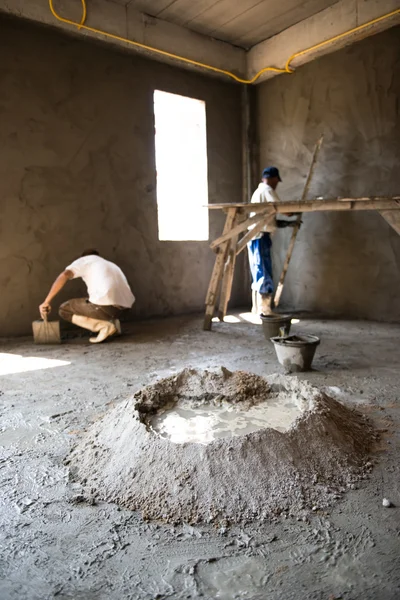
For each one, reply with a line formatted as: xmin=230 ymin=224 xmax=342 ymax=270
xmin=212 ymin=314 xmax=301 ymax=326
xmin=239 ymin=312 xmax=262 ymax=324
xmin=212 ymin=315 xmax=241 ymax=324
xmin=0 ymin=353 xmax=70 ymax=376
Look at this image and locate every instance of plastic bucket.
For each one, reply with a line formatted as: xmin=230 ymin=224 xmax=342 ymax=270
xmin=260 ymin=314 xmax=292 ymax=340
xmin=270 ymin=334 xmax=320 ymax=373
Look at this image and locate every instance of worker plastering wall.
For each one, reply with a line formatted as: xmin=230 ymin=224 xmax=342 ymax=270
xmin=257 ymin=26 xmax=400 ymax=322
xmin=0 ymin=16 xmax=246 ymax=336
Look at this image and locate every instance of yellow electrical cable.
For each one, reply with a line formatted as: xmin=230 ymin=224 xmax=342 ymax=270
xmin=285 ymin=7 xmax=400 ymax=72
xmin=48 ymin=0 xmax=284 ymax=83
xmin=77 ymin=0 xmax=86 ymax=28
xmin=49 ymin=0 xmax=400 ymax=85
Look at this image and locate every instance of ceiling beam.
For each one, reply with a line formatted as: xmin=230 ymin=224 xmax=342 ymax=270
xmin=0 ymin=0 xmax=246 ymax=81
xmin=247 ymin=0 xmax=400 ymax=84
xmin=0 ymin=0 xmax=399 ymax=85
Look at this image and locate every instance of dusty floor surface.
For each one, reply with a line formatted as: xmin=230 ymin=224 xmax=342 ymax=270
xmin=1 ymin=313 xmax=399 ymax=600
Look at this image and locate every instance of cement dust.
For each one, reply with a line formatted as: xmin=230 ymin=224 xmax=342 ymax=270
xmin=67 ymin=368 xmax=375 ymax=524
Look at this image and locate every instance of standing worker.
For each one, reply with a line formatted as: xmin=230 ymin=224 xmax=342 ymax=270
xmin=39 ymin=250 xmax=135 ymax=343
xmin=248 ymin=167 xmax=296 ymax=315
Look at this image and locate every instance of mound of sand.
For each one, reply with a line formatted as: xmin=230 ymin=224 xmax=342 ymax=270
xmin=67 ymin=368 xmax=375 ymax=524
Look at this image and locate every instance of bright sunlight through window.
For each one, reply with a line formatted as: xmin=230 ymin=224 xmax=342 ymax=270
xmin=154 ymin=90 xmax=209 ymax=241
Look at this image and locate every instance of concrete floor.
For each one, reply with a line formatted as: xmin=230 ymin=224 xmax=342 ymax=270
xmin=1 ymin=313 xmax=399 ymax=600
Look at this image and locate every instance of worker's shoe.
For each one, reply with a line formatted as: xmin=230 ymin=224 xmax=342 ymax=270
xmin=259 ymin=293 xmax=276 ymax=316
xmin=89 ymin=320 xmax=118 ymax=344
xmin=71 ymin=315 xmax=117 ymax=343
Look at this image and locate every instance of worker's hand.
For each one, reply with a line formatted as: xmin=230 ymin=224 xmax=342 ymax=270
xmin=276 ymin=220 xmax=292 ymax=229
xmin=39 ymin=302 xmax=51 ymax=319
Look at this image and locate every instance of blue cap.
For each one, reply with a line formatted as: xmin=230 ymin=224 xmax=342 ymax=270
xmin=262 ymin=166 xmax=282 ymax=182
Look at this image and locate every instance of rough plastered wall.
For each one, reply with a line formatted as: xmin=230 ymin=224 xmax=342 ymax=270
xmin=0 ymin=16 xmax=245 ymax=336
xmin=257 ymin=26 xmax=400 ymax=322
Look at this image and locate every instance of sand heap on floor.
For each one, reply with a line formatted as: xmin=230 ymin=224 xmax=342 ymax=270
xmin=67 ymin=368 xmax=375 ymax=524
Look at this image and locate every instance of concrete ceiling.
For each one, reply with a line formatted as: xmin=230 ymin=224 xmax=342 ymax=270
xmin=1 ymin=0 xmax=399 ymax=83
xmin=114 ymin=0 xmax=339 ymax=47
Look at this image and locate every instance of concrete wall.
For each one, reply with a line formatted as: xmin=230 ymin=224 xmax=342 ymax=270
xmin=257 ymin=26 xmax=400 ymax=322
xmin=0 ymin=16 xmax=245 ymax=336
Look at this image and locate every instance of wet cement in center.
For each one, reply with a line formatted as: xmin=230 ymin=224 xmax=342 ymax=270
xmin=150 ymin=398 xmax=301 ymax=444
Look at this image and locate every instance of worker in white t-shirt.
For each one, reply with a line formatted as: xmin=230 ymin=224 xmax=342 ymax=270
xmin=39 ymin=249 xmax=135 ymax=343
xmin=248 ymin=167 xmax=297 ymax=315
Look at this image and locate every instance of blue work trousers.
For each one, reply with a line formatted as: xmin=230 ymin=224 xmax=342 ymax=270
xmin=247 ymin=233 xmax=274 ymax=295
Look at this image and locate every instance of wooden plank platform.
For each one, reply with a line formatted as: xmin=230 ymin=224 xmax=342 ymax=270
xmin=204 ymin=195 xmax=400 ymax=330
xmin=207 ymin=197 xmax=400 ymax=212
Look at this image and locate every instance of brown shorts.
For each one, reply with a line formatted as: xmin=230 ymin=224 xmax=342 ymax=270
xmin=59 ymin=298 xmax=122 ymax=323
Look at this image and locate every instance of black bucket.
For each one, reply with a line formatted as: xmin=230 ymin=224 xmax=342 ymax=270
xmin=260 ymin=314 xmax=292 ymax=340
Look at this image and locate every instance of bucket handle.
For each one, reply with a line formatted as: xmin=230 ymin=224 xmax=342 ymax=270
xmin=279 ymin=323 xmax=291 ymax=337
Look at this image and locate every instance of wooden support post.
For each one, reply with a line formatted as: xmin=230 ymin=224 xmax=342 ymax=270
xmin=203 ymin=208 xmax=237 ymax=331
xmin=235 ymin=214 xmax=273 ymax=256
xmin=274 ymin=135 xmax=324 ymax=307
xmin=210 ymin=207 xmax=272 ymax=250
xmin=273 ymin=225 xmax=300 ymax=307
xmin=217 ymin=234 xmax=238 ymax=321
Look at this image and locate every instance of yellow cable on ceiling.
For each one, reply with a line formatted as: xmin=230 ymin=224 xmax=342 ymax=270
xmin=48 ymin=0 xmax=284 ymax=82
xmin=49 ymin=0 xmax=400 ymax=85
xmin=285 ymin=7 xmax=400 ymax=72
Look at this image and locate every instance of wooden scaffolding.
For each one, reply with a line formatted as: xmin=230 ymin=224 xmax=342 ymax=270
xmin=203 ymin=196 xmax=400 ymax=331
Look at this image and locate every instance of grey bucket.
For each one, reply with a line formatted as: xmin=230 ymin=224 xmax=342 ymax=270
xmin=270 ymin=334 xmax=320 ymax=373
xmin=260 ymin=314 xmax=292 ymax=340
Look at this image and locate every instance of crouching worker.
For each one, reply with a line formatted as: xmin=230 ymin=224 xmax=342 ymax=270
xmin=39 ymin=250 xmax=135 ymax=343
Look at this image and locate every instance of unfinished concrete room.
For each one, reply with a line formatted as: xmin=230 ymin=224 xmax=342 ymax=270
xmin=1 ymin=0 xmax=400 ymax=598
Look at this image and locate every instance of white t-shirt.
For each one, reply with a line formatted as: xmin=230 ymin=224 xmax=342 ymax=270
xmin=249 ymin=183 xmax=298 ymax=239
xmin=249 ymin=183 xmax=280 ymax=239
xmin=66 ymin=256 xmax=135 ymax=308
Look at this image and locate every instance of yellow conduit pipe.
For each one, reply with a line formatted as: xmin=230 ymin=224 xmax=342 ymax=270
xmin=284 ymin=7 xmax=400 ymax=72
xmin=49 ymin=0 xmax=400 ymax=85
xmin=48 ymin=0 xmax=284 ymax=82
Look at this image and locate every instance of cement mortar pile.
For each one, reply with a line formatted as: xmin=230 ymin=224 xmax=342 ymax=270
xmin=67 ymin=368 xmax=375 ymax=524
